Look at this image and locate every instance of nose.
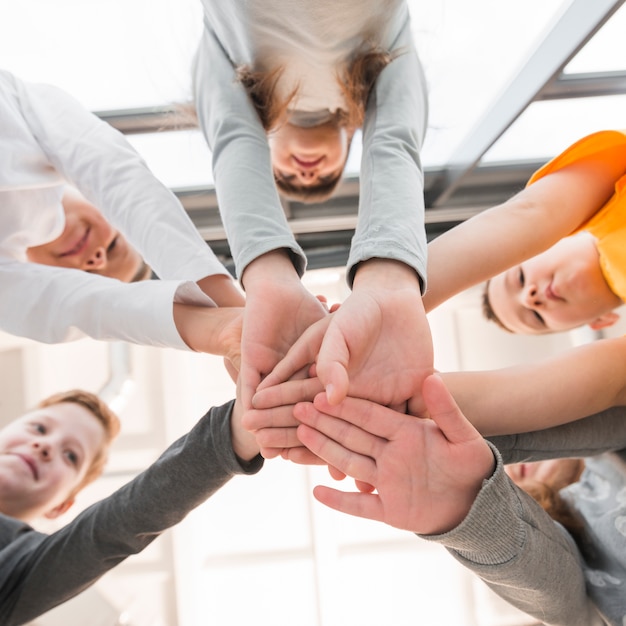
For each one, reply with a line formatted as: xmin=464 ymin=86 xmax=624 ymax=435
xmin=522 ymin=283 xmax=543 ymax=308
xmin=84 ymin=246 xmax=107 ymax=270
xmin=295 ymin=168 xmax=320 ymax=185
xmin=32 ymin=440 xmax=52 ymax=461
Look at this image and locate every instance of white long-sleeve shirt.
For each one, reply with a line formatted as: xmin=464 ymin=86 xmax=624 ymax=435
xmin=0 ymin=69 xmax=231 ymax=347
xmin=194 ymin=1 xmax=428 ymax=288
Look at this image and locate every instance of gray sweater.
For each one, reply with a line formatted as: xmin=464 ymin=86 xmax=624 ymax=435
xmin=0 ymin=400 xmax=263 ymax=626
xmin=424 ymin=406 xmax=626 ymax=626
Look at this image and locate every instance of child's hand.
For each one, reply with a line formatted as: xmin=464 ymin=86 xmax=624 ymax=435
xmin=294 ymin=374 xmax=496 ymax=535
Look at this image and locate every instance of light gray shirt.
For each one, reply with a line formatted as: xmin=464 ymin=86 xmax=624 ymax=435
xmin=194 ymin=1 xmax=428 ymax=288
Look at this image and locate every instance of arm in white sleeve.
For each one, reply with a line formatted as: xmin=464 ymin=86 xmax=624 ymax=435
xmin=421 ymin=444 xmax=605 ymax=626
xmin=347 ymin=16 xmax=428 ymax=290
xmin=193 ymin=24 xmax=306 ymax=280
xmin=11 ymin=71 xmax=229 ymax=282
xmin=0 ymin=260 xmax=194 ymax=347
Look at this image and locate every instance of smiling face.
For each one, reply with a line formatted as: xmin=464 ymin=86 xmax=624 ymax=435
xmin=268 ymin=120 xmax=348 ymax=190
xmin=0 ymin=403 xmax=106 ymax=522
xmin=26 ymin=189 xmax=145 ymax=282
xmin=487 ymin=232 xmax=623 ymax=334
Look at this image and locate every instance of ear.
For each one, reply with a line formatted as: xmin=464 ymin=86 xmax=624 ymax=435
xmin=588 ymin=311 xmax=620 ymax=331
xmin=44 ymin=497 xmax=75 ymax=520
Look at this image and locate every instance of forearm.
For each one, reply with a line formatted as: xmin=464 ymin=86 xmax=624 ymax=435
xmin=421 ymin=445 xmax=601 ymax=626
xmin=0 ymin=261 xmax=188 ymax=348
xmin=194 ymin=27 xmax=306 ymax=280
xmin=441 ymin=336 xmax=626 ymax=436
xmin=348 ymin=21 xmax=428 ymax=290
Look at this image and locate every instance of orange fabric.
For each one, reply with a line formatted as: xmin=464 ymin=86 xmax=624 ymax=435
xmin=527 ymin=130 xmax=626 ymax=301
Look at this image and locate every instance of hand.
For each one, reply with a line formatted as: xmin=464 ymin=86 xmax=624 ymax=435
xmin=239 ymin=251 xmax=328 ymax=409
xmin=173 ymin=305 xmax=243 ymax=370
xmin=259 ymin=259 xmax=434 ymax=410
xmin=294 ymin=374 xmax=496 ymax=535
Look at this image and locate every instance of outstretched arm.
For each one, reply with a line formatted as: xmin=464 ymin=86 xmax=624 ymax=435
xmin=441 ymin=335 xmax=626 ymax=436
xmin=0 ymin=399 xmax=262 ymax=626
xmin=423 ymin=138 xmax=626 ymax=312
xmin=296 ymin=375 xmax=601 ymax=626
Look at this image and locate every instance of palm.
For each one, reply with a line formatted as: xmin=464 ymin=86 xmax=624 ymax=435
xmin=317 ymin=286 xmax=434 ymax=408
xmin=241 ymin=281 xmax=327 ymax=408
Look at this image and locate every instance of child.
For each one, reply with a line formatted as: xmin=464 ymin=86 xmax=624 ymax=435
xmin=0 ymin=386 xmax=262 ymax=625
xmin=295 ymin=374 xmax=626 ymax=626
xmin=193 ymin=1 xmax=433 ymax=411
xmin=423 ymin=129 xmax=626 ymax=334
xmin=0 ymin=68 xmax=243 ymax=350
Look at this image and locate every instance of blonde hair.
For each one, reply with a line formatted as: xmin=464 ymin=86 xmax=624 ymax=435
xmin=38 ymin=390 xmax=120 ymax=498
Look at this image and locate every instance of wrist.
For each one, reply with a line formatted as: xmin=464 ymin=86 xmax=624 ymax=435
xmin=241 ymin=250 xmax=300 ymax=291
xmin=196 ymin=275 xmax=245 ymax=307
xmin=353 ymin=259 xmax=422 ymax=292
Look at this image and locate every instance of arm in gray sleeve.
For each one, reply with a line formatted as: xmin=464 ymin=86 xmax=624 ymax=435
xmin=347 ymin=15 xmax=428 ymax=290
xmin=0 ymin=400 xmax=263 ymax=626
xmin=12 ymin=71 xmax=229 ymax=282
xmin=490 ymin=406 xmax=626 ymax=464
xmin=420 ymin=443 xmax=605 ymax=626
xmin=193 ymin=24 xmax=306 ymax=280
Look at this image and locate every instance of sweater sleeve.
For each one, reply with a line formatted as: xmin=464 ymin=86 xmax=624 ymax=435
xmin=193 ymin=23 xmax=306 ymax=280
xmin=420 ymin=443 xmax=605 ymax=626
xmin=12 ymin=71 xmax=230 ymax=283
xmin=0 ymin=400 xmax=263 ymax=626
xmin=489 ymin=406 xmax=626 ymax=465
xmin=347 ymin=14 xmax=428 ymax=290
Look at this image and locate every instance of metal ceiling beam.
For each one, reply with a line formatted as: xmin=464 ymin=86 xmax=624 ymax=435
xmin=95 ymin=104 xmax=197 ymax=134
xmin=429 ymin=0 xmax=626 ymax=208
xmin=538 ymin=69 xmax=626 ymax=100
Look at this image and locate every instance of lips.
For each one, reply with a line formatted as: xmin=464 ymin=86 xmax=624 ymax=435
xmin=14 ymin=453 xmax=38 ymax=480
xmin=545 ymin=282 xmax=562 ymax=301
xmin=59 ymin=226 xmax=90 ymax=258
xmin=293 ymin=155 xmax=323 ymax=169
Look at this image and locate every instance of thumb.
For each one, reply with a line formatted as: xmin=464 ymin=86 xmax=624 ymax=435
xmin=422 ymin=374 xmax=482 ymax=445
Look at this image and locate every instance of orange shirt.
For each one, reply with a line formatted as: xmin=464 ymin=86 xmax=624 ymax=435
xmin=528 ymin=130 xmax=626 ymax=301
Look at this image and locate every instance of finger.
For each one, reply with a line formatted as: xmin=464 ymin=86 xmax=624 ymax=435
xmin=311 ymin=394 xmax=406 ymax=442
xmin=296 ymin=423 xmax=376 ymax=486
xmin=355 ymin=480 xmax=375 ymax=493
xmin=281 ymin=447 xmax=328 ymax=466
xmin=239 ymin=362 xmax=261 ymax=411
xmin=422 ymin=374 xmax=482 ymax=445
xmin=242 ymin=406 xmax=299 ymax=431
xmin=312 ymin=486 xmax=383 ymax=523
xmin=257 ymin=319 xmax=329 ymax=390
xmin=255 ymin=426 xmax=302 ymax=450
xmin=252 ymin=378 xmax=324 ymax=409
xmin=295 ymin=400 xmax=389 ymax=460
xmin=328 ymin=465 xmax=347 ymax=481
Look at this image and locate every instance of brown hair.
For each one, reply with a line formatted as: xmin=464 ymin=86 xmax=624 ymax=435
xmin=38 ymin=390 xmax=121 ymax=498
xmin=238 ymin=47 xmax=396 ymax=203
xmin=481 ymin=280 xmax=513 ymax=333
xmin=519 ymin=460 xmax=585 ymax=541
